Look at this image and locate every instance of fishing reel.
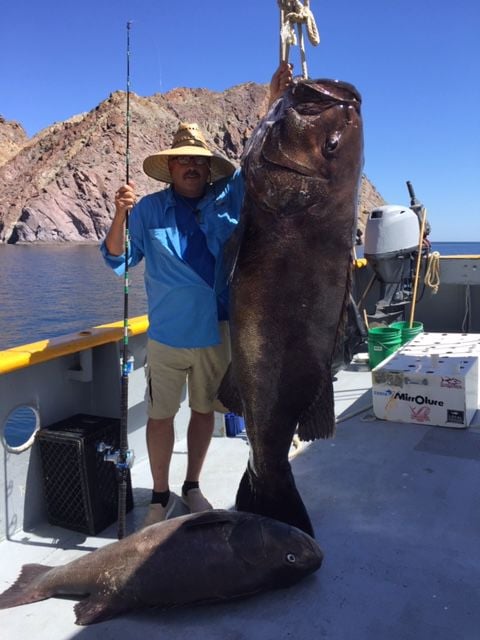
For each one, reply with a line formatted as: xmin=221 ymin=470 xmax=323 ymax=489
xmin=97 ymin=442 xmax=135 ymax=470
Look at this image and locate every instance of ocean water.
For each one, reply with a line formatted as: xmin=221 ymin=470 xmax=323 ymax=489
xmin=430 ymin=241 xmax=480 ymax=255
xmin=0 ymin=244 xmax=147 ymax=351
xmin=0 ymin=241 xmax=479 ymax=351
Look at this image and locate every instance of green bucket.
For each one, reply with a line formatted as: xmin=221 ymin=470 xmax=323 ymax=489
xmin=389 ymin=320 xmax=424 ymax=345
xmin=367 ymin=326 xmax=402 ymax=369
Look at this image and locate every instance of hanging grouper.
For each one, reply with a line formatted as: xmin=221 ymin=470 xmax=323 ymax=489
xmin=219 ymin=77 xmax=364 ymax=537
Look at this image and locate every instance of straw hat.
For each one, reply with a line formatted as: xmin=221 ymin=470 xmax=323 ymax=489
xmin=143 ymin=122 xmax=237 ymax=183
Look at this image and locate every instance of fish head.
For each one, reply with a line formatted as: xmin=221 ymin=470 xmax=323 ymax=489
xmin=242 ymin=78 xmax=364 ymax=216
xmin=259 ymin=517 xmax=324 ymax=587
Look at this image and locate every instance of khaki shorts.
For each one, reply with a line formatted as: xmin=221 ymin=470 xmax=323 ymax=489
xmin=146 ymin=322 xmax=231 ymax=419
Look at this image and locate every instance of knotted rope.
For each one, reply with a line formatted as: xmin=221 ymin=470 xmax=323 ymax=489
xmin=278 ymin=0 xmax=320 ymax=78
xmin=424 ymin=251 xmax=441 ymax=294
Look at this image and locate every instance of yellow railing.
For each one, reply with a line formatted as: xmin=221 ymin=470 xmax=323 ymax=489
xmin=0 ymin=315 xmax=149 ymax=375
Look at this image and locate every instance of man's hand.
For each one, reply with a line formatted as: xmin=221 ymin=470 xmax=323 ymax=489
xmin=268 ymin=61 xmax=293 ymax=107
xmin=105 ymin=182 xmax=136 ymax=256
xmin=114 ymin=183 xmax=137 ymax=221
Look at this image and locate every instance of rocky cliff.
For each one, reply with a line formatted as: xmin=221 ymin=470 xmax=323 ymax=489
xmin=0 ymin=83 xmax=384 ymax=244
xmin=0 ymin=116 xmax=28 ymax=167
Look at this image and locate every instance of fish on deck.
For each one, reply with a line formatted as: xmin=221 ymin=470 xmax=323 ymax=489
xmin=219 ymin=78 xmax=364 ymax=537
xmin=0 ymin=510 xmax=323 ymax=625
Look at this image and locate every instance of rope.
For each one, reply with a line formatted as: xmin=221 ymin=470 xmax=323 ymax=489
xmin=462 ymin=284 xmax=471 ymax=332
xmin=278 ymin=0 xmax=320 ymax=78
xmin=424 ymin=251 xmax=441 ymax=294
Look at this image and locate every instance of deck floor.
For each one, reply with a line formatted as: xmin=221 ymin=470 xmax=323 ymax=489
xmin=1 ymin=368 xmax=480 ymax=640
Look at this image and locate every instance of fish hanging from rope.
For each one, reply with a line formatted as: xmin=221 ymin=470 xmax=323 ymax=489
xmin=219 ymin=77 xmax=364 ymax=537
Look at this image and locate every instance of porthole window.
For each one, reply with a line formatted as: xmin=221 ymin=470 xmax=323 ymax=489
xmin=2 ymin=406 xmax=39 ymax=453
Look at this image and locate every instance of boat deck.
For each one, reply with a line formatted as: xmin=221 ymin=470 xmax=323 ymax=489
xmin=1 ymin=367 xmax=480 ymax=640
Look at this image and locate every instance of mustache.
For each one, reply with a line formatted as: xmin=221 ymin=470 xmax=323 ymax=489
xmin=184 ymin=169 xmax=201 ymax=178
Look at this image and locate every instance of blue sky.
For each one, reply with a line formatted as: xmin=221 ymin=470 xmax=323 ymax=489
xmin=1 ymin=0 xmax=479 ymax=240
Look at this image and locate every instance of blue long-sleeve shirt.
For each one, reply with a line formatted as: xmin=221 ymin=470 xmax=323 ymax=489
xmin=172 ymin=191 xmax=228 ymax=321
xmin=101 ymin=169 xmax=244 ymax=348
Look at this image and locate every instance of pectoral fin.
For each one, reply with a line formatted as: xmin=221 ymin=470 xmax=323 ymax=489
xmin=227 ymin=517 xmax=266 ymax=565
xmin=297 ymin=376 xmax=336 ymax=441
xmin=217 ymin=363 xmax=243 ymax=415
xmin=74 ymin=595 xmax=129 ymax=625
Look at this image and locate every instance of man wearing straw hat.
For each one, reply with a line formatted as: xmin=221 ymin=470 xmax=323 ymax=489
xmin=102 ymin=63 xmax=292 ymax=527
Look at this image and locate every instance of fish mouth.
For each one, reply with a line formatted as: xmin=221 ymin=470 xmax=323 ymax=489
xmin=290 ymin=77 xmax=362 ymax=110
xmin=258 ymin=78 xmax=362 ymax=177
xmin=241 ymin=75 xmax=363 ymax=209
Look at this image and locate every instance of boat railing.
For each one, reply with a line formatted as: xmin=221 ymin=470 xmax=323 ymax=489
xmin=0 ymin=315 xmax=149 ymax=375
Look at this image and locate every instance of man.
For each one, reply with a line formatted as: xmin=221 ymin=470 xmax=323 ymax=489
xmin=101 ymin=63 xmax=292 ymax=527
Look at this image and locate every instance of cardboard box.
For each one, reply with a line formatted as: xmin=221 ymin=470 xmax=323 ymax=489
xmin=372 ymin=333 xmax=480 ymax=428
xmin=401 ymin=332 xmax=480 ymax=360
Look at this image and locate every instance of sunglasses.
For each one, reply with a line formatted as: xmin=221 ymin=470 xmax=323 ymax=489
xmin=172 ymin=155 xmax=210 ymax=166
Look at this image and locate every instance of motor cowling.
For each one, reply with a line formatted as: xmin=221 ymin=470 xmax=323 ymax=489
xmin=364 ymin=205 xmax=419 ymax=260
xmin=364 ymin=205 xmax=421 ymax=325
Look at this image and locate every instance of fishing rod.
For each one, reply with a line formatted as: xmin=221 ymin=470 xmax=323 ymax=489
xmin=116 ymin=19 xmax=134 ymax=540
xmin=97 ymin=21 xmax=134 ymax=540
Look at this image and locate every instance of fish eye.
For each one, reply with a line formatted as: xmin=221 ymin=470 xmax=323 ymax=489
xmin=325 ymin=134 xmax=339 ymax=154
xmin=286 ymin=553 xmax=296 ymax=563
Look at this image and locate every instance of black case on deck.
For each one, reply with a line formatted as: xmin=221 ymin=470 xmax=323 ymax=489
xmin=36 ymin=413 xmax=133 ymax=535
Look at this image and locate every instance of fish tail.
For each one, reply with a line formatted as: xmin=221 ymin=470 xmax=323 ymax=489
xmin=235 ymin=467 xmax=315 ymax=538
xmin=0 ymin=563 xmax=53 ymax=609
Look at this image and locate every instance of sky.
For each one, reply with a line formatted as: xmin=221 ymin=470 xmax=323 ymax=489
xmin=1 ymin=0 xmax=479 ymax=241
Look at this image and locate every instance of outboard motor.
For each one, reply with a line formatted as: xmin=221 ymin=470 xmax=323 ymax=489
xmin=364 ymin=182 xmax=429 ymax=325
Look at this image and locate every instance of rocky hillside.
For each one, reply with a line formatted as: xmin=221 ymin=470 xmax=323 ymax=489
xmin=0 ymin=84 xmax=384 ymax=244
xmin=0 ymin=116 xmax=28 ymax=167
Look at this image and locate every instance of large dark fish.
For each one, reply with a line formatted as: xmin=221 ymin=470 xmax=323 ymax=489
xmin=219 ymin=78 xmax=364 ymax=537
xmin=0 ymin=510 xmax=323 ymax=625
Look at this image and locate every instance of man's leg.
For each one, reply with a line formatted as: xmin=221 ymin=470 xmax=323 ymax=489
xmin=182 ymin=408 xmax=215 ymax=512
xmin=142 ymin=416 xmax=177 ymax=527
xmin=185 ymin=410 xmax=215 ymax=483
xmin=146 ymin=416 xmax=175 ymax=492
xmin=143 ymin=338 xmax=189 ymax=526
xmin=182 ymin=323 xmax=231 ymax=512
